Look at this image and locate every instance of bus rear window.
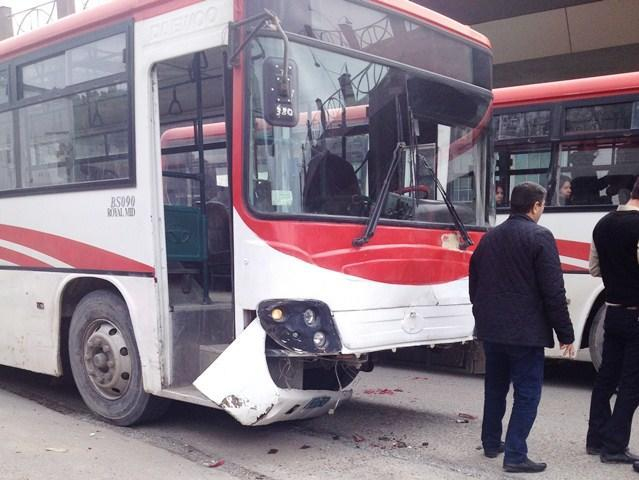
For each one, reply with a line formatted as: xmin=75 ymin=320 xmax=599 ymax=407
xmin=565 ymin=102 xmax=633 ymax=134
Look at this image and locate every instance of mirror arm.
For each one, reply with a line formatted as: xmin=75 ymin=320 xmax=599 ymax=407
xmin=228 ymin=9 xmax=291 ymax=97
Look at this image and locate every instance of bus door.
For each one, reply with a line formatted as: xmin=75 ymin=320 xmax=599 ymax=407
xmin=155 ymin=47 xmax=234 ymax=389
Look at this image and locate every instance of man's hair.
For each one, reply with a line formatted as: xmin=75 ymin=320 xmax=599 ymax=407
xmin=510 ymin=182 xmax=546 ymax=214
xmin=632 ymin=176 xmax=639 ymax=200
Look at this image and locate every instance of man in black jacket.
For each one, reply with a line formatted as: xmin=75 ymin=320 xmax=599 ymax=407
xmin=469 ymin=181 xmax=575 ymax=474
xmin=586 ymin=176 xmax=639 ymax=469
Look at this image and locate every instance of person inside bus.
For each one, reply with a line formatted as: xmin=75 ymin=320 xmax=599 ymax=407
xmin=568 ymin=150 xmax=608 ymax=205
xmin=303 ymin=148 xmax=361 ymax=215
xmin=556 ymin=175 xmax=572 ymax=206
xmin=469 ymin=181 xmax=575 ymax=474
xmin=586 ymin=176 xmax=639 ymax=469
xmin=604 ymin=148 xmax=639 ymax=205
xmin=495 ymin=182 xmax=506 ymax=207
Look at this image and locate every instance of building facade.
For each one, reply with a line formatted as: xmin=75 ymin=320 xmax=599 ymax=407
xmin=419 ymin=0 xmax=639 ymax=87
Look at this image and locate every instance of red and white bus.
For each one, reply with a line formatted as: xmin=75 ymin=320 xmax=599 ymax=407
xmin=493 ymin=72 xmax=639 ymax=368
xmin=0 ymin=0 xmax=493 ymax=426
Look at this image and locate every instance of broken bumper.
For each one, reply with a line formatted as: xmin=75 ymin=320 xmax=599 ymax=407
xmin=193 ymin=320 xmax=352 ymax=426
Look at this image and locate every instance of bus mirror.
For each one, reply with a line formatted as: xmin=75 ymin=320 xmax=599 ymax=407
xmin=263 ymin=57 xmax=298 ymax=127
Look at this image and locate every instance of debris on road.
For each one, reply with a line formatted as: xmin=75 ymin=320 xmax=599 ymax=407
xmin=352 ymin=433 xmax=366 ymax=443
xmin=267 ymin=448 xmax=278 ymax=454
xmin=363 ymin=388 xmax=397 ymax=395
xmin=204 ymin=459 xmax=225 ymax=468
xmin=45 ymin=447 xmax=68 ymax=453
xmin=300 ymin=445 xmax=311 ymax=450
xmin=457 ymin=412 xmax=478 ymax=420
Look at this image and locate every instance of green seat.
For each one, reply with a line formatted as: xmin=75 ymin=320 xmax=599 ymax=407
xmin=164 ymin=205 xmax=207 ymax=263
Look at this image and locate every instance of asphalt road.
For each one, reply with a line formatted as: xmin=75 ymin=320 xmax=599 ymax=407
xmin=1 ymin=359 xmax=637 ymax=480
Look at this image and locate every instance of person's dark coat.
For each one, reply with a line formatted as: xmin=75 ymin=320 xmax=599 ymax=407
xmin=303 ymin=150 xmax=360 ymax=214
xmin=469 ymin=214 xmax=574 ymax=347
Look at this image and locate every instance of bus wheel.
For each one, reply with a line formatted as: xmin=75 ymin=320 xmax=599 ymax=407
xmin=588 ymin=303 xmax=607 ymax=371
xmin=68 ymin=289 xmax=170 ymax=425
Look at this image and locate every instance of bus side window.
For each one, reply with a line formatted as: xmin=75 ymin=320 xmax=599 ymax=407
xmin=606 ymin=146 xmax=639 ymax=205
xmin=556 ymin=145 xmax=639 ymax=206
xmin=497 ymin=147 xmax=551 ymax=207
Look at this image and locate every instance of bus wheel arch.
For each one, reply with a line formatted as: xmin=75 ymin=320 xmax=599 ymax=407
xmin=59 ymin=278 xmax=121 ymax=378
xmin=66 ymin=286 xmax=169 ymax=425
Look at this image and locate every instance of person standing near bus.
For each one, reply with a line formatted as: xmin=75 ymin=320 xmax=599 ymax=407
xmin=586 ymin=176 xmax=639 ymax=468
xmin=469 ymin=181 xmax=575 ymax=474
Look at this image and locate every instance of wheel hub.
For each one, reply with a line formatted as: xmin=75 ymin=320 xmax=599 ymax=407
xmin=83 ymin=321 xmax=132 ymax=399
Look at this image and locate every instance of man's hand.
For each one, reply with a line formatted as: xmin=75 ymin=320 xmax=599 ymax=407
xmin=560 ymin=343 xmax=575 ymax=358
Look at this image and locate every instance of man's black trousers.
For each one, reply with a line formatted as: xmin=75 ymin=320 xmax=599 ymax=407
xmin=587 ymin=306 xmax=639 ymax=453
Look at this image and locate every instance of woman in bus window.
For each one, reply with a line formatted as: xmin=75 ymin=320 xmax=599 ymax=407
xmin=557 ymin=175 xmax=572 ymax=206
xmin=496 ymin=182 xmax=506 ymax=207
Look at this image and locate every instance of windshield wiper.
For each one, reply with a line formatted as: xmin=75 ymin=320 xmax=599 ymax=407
xmin=417 ymin=150 xmax=473 ymax=250
xmin=353 ymin=142 xmax=404 ymax=247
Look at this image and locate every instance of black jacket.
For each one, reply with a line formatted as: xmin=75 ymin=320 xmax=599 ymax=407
xmin=469 ymin=214 xmax=574 ymax=347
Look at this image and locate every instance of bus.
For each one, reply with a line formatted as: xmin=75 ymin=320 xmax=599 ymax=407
xmin=493 ymin=72 xmax=639 ymax=368
xmin=0 ymin=0 xmax=493 ymax=426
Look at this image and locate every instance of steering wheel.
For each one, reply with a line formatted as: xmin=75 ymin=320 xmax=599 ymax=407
xmin=347 ymin=194 xmax=372 ymax=216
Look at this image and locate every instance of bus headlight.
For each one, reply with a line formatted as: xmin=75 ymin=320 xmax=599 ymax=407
xmin=257 ymin=299 xmax=341 ymax=354
xmin=313 ymin=331 xmax=326 ymax=348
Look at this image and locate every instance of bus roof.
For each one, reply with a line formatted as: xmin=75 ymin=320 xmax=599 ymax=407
xmin=372 ymin=0 xmax=491 ymax=49
xmin=494 ymin=71 xmax=639 ymax=109
xmin=0 ymin=0 xmax=490 ymax=63
xmin=0 ymin=0 xmax=201 ymax=62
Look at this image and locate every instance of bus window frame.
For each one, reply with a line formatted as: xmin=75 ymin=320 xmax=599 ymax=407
xmin=0 ymin=21 xmax=135 ymax=199
xmin=559 ymin=94 xmax=639 ymax=140
xmin=0 ymin=67 xmax=9 ymax=105
xmin=495 ymin=94 xmax=639 ymax=213
xmin=242 ymin=31 xmax=492 ymax=231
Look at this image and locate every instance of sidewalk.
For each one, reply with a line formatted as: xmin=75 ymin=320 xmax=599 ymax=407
xmin=0 ymin=389 xmax=235 ymax=480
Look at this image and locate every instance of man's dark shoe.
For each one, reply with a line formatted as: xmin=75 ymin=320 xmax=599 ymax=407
xmin=484 ymin=442 xmax=505 ymax=458
xmin=633 ymin=461 xmax=639 ymax=473
xmin=600 ymin=450 xmax=639 ymax=464
xmin=586 ymin=445 xmax=602 ymax=455
xmin=503 ymin=458 xmax=547 ymax=473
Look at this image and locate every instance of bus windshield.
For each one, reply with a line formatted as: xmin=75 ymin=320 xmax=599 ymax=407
xmin=246 ymin=37 xmax=491 ymax=227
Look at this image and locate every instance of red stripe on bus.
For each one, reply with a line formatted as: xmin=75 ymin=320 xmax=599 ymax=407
xmin=561 ymin=264 xmax=589 ymax=273
xmin=0 ymin=225 xmax=154 ymax=274
xmin=556 ymin=239 xmax=591 ymax=262
xmin=0 ymin=246 xmax=51 ymax=268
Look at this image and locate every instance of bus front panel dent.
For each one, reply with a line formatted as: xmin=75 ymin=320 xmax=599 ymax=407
xmin=193 ymin=319 xmax=349 ymax=425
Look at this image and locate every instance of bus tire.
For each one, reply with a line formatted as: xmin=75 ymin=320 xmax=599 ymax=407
xmin=588 ymin=303 xmax=606 ymax=371
xmin=68 ymin=289 xmax=170 ymax=425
